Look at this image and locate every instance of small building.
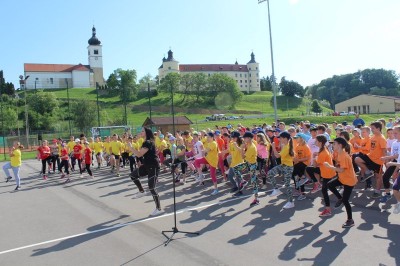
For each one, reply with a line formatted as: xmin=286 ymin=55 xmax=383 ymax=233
xmin=335 ymin=94 xmax=400 ymax=114
xmin=142 ymin=116 xmax=193 ymax=133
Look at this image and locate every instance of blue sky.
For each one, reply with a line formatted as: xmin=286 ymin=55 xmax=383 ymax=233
xmin=1 ymin=0 xmax=399 ymax=87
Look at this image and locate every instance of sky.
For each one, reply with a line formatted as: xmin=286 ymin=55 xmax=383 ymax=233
xmin=1 ymin=0 xmax=399 ymax=88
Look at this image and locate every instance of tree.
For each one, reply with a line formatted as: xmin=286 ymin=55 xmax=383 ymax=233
xmin=0 ymin=70 xmax=15 ymax=96
xmin=279 ymin=77 xmax=304 ymax=97
xmin=180 ymin=74 xmax=194 ymax=104
xmin=311 ymin=100 xmax=322 ymax=114
xmin=138 ymin=73 xmax=157 ymax=91
xmin=1 ymin=107 xmax=17 ymax=131
xmin=192 ymin=73 xmax=207 ymax=104
xmin=27 ymin=91 xmax=60 ymax=130
xmin=158 ymin=73 xmax=181 ymax=98
xmin=206 ymin=73 xmax=242 ymax=108
xmin=71 ymin=99 xmax=97 ymax=132
xmin=260 ymin=76 xmax=272 ymax=91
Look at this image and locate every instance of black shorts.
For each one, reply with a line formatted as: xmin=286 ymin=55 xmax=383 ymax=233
xmin=357 ymin=153 xmax=381 ymax=173
xmin=112 ymin=154 xmax=120 ymax=160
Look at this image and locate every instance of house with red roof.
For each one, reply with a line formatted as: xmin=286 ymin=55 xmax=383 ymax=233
xmin=158 ymin=50 xmax=260 ymax=92
xmin=23 ymin=27 xmax=104 ymax=90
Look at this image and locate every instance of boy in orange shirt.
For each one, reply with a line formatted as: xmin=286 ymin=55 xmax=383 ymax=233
xmin=355 ymin=121 xmax=387 ymax=197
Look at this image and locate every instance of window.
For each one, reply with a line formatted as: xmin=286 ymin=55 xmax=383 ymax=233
xmin=245 ymin=74 xmax=247 ymax=78
xmin=240 ymin=80 xmax=242 ymax=83
xmin=240 ymin=85 xmax=242 ymax=88
xmin=249 ymin=80 xmax=251 ymax=83
xmin=240 ymin=74 xmax=242 ymax=77
xmin=245 ymin=85 xmax=247 ymax=87
xmin=235 ymin=73 xmax=237 ymax=77
xmin=256 ymin=67 xmax=258 ymax=70
xmin=348 ymin=107 xmax=351 ymax=112
xmin=249 ymin=73 xmax=251 ymax=77
xmin=50 ymin=78 xmax=53 ymax=84
xmin=249 ymin=68 xmax=251 ymax=70
xmin=245 ymin=80 xmax=247 ymax=83
xmin=94 ymin=50 xmax=99 ymax=55
xmin=168 ymin=67 xmax=171 ymax=70
xmin=256 ymin=73 xmax=259 ymax=77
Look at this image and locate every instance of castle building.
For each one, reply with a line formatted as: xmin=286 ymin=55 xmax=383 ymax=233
xmin=158 ymin=50 xmax=260 ymax=92
xmin=23 ymin=26 xmax=104 ymax=89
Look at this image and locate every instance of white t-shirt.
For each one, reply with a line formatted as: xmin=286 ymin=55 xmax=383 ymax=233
xmin=193 ymin=141 xmax=204 ymax=159
xmin=307 ymin=137 xmax=319 ymax=154
xmin=387 ymin=139 xmax=397 ymax=151
xmin=390 ymin=140 xmax=400 ymax=156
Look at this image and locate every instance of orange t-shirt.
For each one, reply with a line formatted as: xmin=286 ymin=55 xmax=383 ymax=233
xmin=294 ymin=144 xmax=311 ymax=166
xmin=316 ymin=148 xmax=336 ymax=179
xmin=349 ymin=136 xmax=363 ymax=153
xmin=360 ymin=137 xmax=371 ymax=154
xmin=215 ymin=137 xmax=225 ymax=154
xmin=368 ymin=134 xmax=387 ymax=165
xmin=336 ymin=151 xmax=357 ymax=186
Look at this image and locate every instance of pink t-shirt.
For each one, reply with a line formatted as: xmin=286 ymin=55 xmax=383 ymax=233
xmin=256 ymin=143 xmax=269 ymax=159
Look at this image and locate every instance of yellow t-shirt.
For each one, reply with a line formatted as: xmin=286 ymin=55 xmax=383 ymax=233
xmin=137 ymin=137 xmax=144 ymax=147
xmin=10 ymin=148 xmax=22 ymax=167
xmin=67 ymin=141 xmax=75 ymax=153
xmin=110 ymin=141 xmax=122 ymax=155
xmin=129 ymin=142 xmax=139 ymax=156
xmin=229 ymin=142 xmax=244 ymax=167
xmin=201 ymin=137 xmax=207 ymax=145
xmin=93 ymin=142 xmax=104 ymax=153
xmin=280 ymin=144 xmax=294 ymax=166
xmin=185 ymin=136 xmax=194 ymax=151
xmin=89 ymin=141 xmax=95 ymax=150
xmin=205 ymin=141 xmax=218 ymax=168
xmin=245 ymin=142 xmax=257 ymax=164
xmin=158 ymin=140 xmax=168 ymax=151
xmin=103 ymin=142 xmax=111 ymax=154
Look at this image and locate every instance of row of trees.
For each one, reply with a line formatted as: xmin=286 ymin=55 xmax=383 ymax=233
xmin=259 ymin=75 xmax=305 ymax=97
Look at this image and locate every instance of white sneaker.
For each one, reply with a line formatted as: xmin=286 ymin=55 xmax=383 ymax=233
xmin=393 ymin=203 xmax=400 ymax=214
xmin=269 ymin=189 xmax=282 ymax=197
xmin=224 ymin=169 xmax=230 ymax=175
xmin=283 ymin=201 xmax=295 ymax=209
xmin=210 ymin=189 xmax=219 ymax=195
xmin=198 ymin=174 xmax=205 ymax=185
xmin=150 ymin=209 xmax=163 ymax=216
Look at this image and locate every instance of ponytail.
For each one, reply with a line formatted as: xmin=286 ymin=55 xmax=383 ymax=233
xmin=344 ymin=142 xmax=351 ymax=155
xmin=288 ymin=138 xmax=294 ymax=157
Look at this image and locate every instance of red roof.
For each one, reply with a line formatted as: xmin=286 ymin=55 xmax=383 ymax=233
xmin=24 ymin=63 xmax=90 ymax=72
xmin=179 ymin=64 xmax=248 ymax=72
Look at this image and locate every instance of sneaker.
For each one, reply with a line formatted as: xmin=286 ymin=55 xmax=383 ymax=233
xmin=319 ymin=208 xmax=332 ymax=217
xmin=250 ymin=199 xmax=260 ymax=207
xmin=14 ymin=186 xmax=21 ymax=191
xmin=297 ymin=194 xmax=307 ymax=201
xmin=211 ymin=189 xmax=219 ymax=195
xmin=371 ymin=192 xmax=381 ymax=199
xmin=261 ymin=184 xmax=268 ymax=190
xmin=311 ymin=183 xmax=322 ymax=194
xmin=393 ymin=203 xmax=400 ymax=214
xmin=269 ymin=189 xmax=282 ymax=197
xmin=43 ymin=175 xmax=48 ymax=180
xmin=364 ymin=170 xmax=374 ymax=181
xmin=65 ymin=178 xmax=71 ymax=184
xmin=233 ymin=191 xmax=243 ymax=197
xmin=342 ymin=219 xmax=355 ymax=228
xmin=180 ymin=179 xmax=185 ymax=184
xmin=283 ymin=201 xmax=295 ymax=209
xmin=296 ymin=178 xmax=309 ymax=188
xmin=150 ymin=209 xmax=163 ymax=216
xmin=334 ymin=199 xmax=343 ymax=209
xmin=5 ymin=176 xmax=12 ymax=183
xmin=239 ymin=180 xmax=248 ymax=191
xmin=230 ymin=187 xmax=239 ymax=193
xmin=224 ymin=169 xmax=230 ymax=175
xmin=198 ymin=174 xmax=205 ymax=185
xmin=364 ymin=183 xmax=372 ymax=190
xmin=116 ymin=174 xmax=120 ymax=177
xmin=380 ymin=194 xmax=392 ymax=203
xmin=80 ymin=174 xmax=84 ymax=178
xmin=292 ymin=190 xmax=302 ymax=197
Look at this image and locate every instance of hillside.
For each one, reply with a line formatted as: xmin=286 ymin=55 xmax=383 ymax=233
xmin=47 ymin=88 xmax=333 ymax=127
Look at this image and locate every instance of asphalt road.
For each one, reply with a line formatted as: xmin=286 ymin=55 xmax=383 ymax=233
xmin=0 ymin=159 xmax=399 ymax=266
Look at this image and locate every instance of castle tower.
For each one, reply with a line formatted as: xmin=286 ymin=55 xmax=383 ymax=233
xmin=160 ymin=49 xmax=179 ymax=80
xmin=88 ymin=26 xmax=104 ymax=87
xmin=247 ymin=52 xmax=260 ymax=91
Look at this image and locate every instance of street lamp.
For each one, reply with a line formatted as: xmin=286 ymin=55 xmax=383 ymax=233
xmin=35 ymin=78 xmax=38 ymax=129
xmin=0 ymin=77 xmax=5 ymax=160
xmin=96 ymin=82 xmax=100 ymax=127
xmin=170 ymin=84 xmax=176 ymax=134
xmin=258 ymin=0 xmax=278 ymax=123
xmin=65 ymin=78 xmax=72 ymax=136
xmin=148 ymin=83 xmax=152 ymax=120
xmin=19 ymin=75 xmax=30 ymax=148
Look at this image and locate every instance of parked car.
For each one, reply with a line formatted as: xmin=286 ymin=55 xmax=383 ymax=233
xmin=339 ymin=111 xmax=348 ymax=116
xmin=205 ymin=114 xmax=227 ymax=121
xmin=348 ymin=111 xmax=356 ymax=115
xmin=227 ymin=116 xmax=239 ymax=120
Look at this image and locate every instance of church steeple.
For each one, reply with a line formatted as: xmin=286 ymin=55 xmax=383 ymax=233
xmin=88 ymin=26 xmax=101 ymax=45
xmin=167 ymin=49 xmax=175 ymax=61
xmin=247 ymin=52 xmax=256 ymax=64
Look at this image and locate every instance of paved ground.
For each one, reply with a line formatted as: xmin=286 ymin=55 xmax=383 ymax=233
xmin=0 ymin=159 xmax=399 ymax=266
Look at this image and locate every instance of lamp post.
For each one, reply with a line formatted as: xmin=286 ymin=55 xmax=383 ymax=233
xmin=258 ymin=0 xmax=278 ymax=123
xmin=35 ymin=78 xmax=39 ymax=130
xmin=148 ymin=83 xmax=152 ymax=120
xmin=65 ymin=79 xmax=72 ymax=136
xmin=170 ymin=84 xmax=175 ymax=134
xmin=96 ymin=82 xmax=100 ymax=127
xmin=19 ymin=75 xmax=30 ymax=148
xmin=0 ymin=77 xmax=5 ymax=160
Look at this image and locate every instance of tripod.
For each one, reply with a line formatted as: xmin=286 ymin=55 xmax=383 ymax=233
xmin=162 ymin=161 xmax=199 ymax=246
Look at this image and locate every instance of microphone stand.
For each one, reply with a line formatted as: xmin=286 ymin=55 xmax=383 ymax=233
xmin=162 ymin=161 xmax=199 ymax=246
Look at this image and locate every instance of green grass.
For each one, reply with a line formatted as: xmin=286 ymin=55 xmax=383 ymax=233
xmin=0 ymin=151 xmax=37 ymax=162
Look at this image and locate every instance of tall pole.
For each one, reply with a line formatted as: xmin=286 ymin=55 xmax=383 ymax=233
xmin=171 ymin=85 xmax=175 ymax=134
xmin=66 ymin=79 xmax=72 ymax=136
xmin=259 ymin=0 xmax=278 ymax=123
xmin=96 ymin=82 xmax=100 ymax=127
xmin=35 ymin=79 xmax=38 ymax=130
xmin=148 ymin=83 xmax=152 ymax=120
xmin=0 ymin=79 xmax=5 ymax=160
xmin=20 ymin=75 xmax=30 ymax=149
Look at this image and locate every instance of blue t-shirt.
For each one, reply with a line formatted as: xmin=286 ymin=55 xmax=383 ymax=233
xmin=353 ymin=118 xmax=365 ymax=126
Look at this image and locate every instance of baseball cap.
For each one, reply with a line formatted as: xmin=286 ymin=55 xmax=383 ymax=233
xmin=243 ymin=131 xmax=254 ymax=139
xmin=294 ymin=133 xmax=308 ymax=141
xmin=215 ymin=130 xmax=221 ymax=135
xmin=169 ymin=136 xmax=176 ymax=141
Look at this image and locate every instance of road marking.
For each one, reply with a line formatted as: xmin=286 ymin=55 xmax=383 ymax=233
xmin=0 ymin=192 xmax=259 ymax=256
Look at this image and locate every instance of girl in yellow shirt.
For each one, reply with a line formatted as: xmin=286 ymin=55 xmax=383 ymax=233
xmin=232 ymin=132 xmax=259 ymax=206
xmin=3 ymin=141 xmax=24 ymax=190
xmin=267 ymin=131 xmax=295 ymax=209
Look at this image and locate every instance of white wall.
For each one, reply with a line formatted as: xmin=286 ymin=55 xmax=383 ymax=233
xmin=72 ymin=70 xmax=90 ymax=88
xmin=24 ymin=72 xmax=72 ymax=89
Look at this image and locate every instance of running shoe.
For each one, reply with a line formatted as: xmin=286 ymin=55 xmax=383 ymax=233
xmin=150 ymin=209 xmax=163 ymax=216
xmin=311 ymin=183 xmax=322 ymax=194
xmin=233 ymin=191 xmax=243 ymax=197
xmin=5 ymin=176 xmax=12 ymax=183
xmin=342 ymin=219 xmax=355 ymax=228
xmin=293 ymin=190 xmax=302 ymax=197
xmin=393 ymin=203 xmax=400 ymax=214
xmin=319 ymin=208 xmax=332 ymax=217
xmin=210 ymin=189 xmax=219 ymax=195
xmin=14 ymin=186 xmax=20 ymax=191
xmin=43 ymin=175 xmax=48 ymax=180
xmin=65 ymin=178 xmax=71 ymax=183
xmin=60 ymin=174 xmax=65 ymax=179
xmin=380 ymin=194 xmax=392 ymax=203
xmin=296 ymin=178 xmax=309 ymax=188
xmin=297 ymin=194 xmax=307 ymax=201
xmin=283 ymin=201 xmax=295 ymax=209
xmin=364 ymin=170 xmax=374 ymax=181
xmin=334 ymin=199 xmax=343 ymax=209
xmin=197 ymin=174 xmax=205 ymax=185
xmin=250 ymin=199 xmax=260 ymax=207
xmin=364 ymin=183 xmax=372 ymax=190
xmin=239 ymin=180 xmax=248 ymax=191
xmin=180 ymin=179 xmax=185 ymax=184
xmin=371 ymin=192 xmax=381 ymax=199
xmin=269 ymin=189 xmax=282 ymax=197
xmin=230 ymin=187 xmax=239 ymax=193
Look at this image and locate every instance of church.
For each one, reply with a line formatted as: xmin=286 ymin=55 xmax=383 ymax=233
xmin=23 ymin=26 xmax=104 ymax=89
xmin=158 ymin=50 xmax=261 ymax=92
